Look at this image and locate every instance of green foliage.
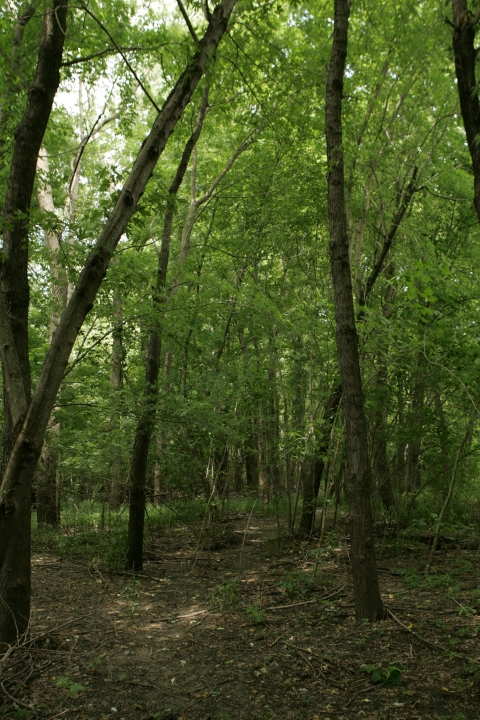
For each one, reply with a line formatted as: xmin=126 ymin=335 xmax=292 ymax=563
xmin=56 ymin=677 xmax=85 ymax=697
xmin=244 ymin=604 xmax=267 ymax=623
xmin=212 ymin=579 xmax=239 ymax=611
xmin=361 ymin=662 xmax=404 ymax=687
xmin=276 ymin=569 xmax=317 ymax=598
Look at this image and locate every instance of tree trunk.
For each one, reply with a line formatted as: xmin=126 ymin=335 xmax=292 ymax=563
xmin=109 ymin=261 xmax=125 ymax=510
xmin=127 ymin=91 xmax=209 ymax=570
xmin=0 ymin=0 xmax=238 ymax=585
xmin=35 ymin=148 xmax=67 ymax=526
xmin=405 ymin=352 xmax=425 ymax=493
xmin=0 ymin=0 xmax=68 ymax=648
xmin=325 ymin=0 xmax=383 ymax=621
xmin=451 ymin=0 xmax=480 ymax=222
xmin=299 ymin=385 xmax=342 ymax=536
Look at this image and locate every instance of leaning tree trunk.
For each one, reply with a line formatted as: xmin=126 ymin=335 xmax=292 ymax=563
xmin=325 ymin=0 xmax=383 ymax=621
xmin=0 ymin=0 xmax=238 ymax=604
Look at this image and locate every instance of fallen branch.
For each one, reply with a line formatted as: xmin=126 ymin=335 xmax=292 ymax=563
xmin=386 ymin=605 xmax=480 ymax=666
xmin=263 ymin=583 xmax=346 ymax=612
xmin=150 ymin=608 xmax=210 ymax=623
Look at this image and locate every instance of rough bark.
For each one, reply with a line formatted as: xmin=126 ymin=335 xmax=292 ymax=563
xmin=0 ymin=0 xmax=68 ymax=648
xmin=0 ymin=0 xmax=238 ymax=577
xmin=127 ymin=90 xmax=209 ymax=571
xmin=451 ymin=0 xmax=480 ymax=222
xmin=325 ymin=0 xmax=383 ymax=621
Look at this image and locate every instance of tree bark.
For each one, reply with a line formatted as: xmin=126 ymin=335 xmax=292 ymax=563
xmin=0 ymin=0 xmax=68 ymax=648
xmin=325 ymin=0 xmax=383 ymax=621
xmin=451 ymin=0 xmax=480 ymax=222
xmin=0 ymin=0 xmax=238 ymax=580
xmin=127 ymin=90 xmax=209 ymax=570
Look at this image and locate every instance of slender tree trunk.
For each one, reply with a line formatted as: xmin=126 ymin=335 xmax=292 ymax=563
xmin=325 ymin=0 xmax=383 ymax=621
xmin=405 ymin=352 xmax=425 ymax=493
xmin=35 ymin=149 xmax=67 ymax=526
xmin=127 ymin=91 xmax=209 ymax=570
xmin=371 ymin=273 xmax=395 ymax=510
xmin=299 ymin=386 xmax=342 ymax=536
xmin=0 ymin=0 xmax=237 ymax=585
xmin=109 ymin=259 xmax=125 ymax=510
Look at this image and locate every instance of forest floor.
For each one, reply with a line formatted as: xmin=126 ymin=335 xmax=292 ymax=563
xmin=2 ymin=513 xmax=480 ymax=720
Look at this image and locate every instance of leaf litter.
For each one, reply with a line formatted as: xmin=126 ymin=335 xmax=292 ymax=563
xmin=1 ymin=515 xmax=480 ymax=719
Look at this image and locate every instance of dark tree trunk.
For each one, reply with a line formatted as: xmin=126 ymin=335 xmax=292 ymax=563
xmin=325 ymin=0 xmax=383 ymax=621
xmin=127 ymin=91 xmax=209 ymax=570
xmin=109 ymin=266 xmax=125 ymax=511
xmin=0 ymin=0 xmax=68 ymax=648
xmin=451 ymin=0 xmax=480 ymax=222
xmin=405 ymin=352 xmax=425 ymax=494
xmin=245 ymin=443 xmax=259 ymax=489
xmin=299 ymin=384 xmax=342 ymax=536
xmin=371 ymin=275 xmax=396 ymax=510
xmin=0 ymin=0 xmax=238 ymax=583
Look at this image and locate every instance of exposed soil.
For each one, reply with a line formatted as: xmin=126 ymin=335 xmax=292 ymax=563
xmin=2 ymin=515 xmax=480 ymax=719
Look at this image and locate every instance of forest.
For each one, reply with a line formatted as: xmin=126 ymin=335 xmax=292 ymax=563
xmin=2 ymin=0 xmax=480 ymax=717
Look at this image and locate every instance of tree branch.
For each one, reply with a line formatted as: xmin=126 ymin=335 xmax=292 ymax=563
xmin=176 ymin=0 xmax=200 ymax=44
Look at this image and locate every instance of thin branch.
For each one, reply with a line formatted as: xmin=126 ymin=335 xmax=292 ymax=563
xmin=360 ymin=165 xmax=418 ymax=305
xmin=68 ymin=113 xmax=118 ymax=195
xmin=61 ymin=43 xmax=178 ymax=67
xmin=78 ymin=4 xmax=161 ymax=114
xmin=176 ymin=0 xmax=200 ymax=44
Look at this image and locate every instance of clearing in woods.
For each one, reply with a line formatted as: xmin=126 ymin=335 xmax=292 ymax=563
xmin=1 ymin=514 xmax=479 ymax=719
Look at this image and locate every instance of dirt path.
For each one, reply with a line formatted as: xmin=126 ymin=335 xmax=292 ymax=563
xmin=1 ymin=516 xmax=479 ymax=719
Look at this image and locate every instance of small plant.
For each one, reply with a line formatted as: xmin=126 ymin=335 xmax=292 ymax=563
xmin=56 ymin=676 xmax=86 ymax=698
xmin=212 ymin=578 xmax=239 ymax=610
xmin=87 ymin=656 xmax=103 ymax=670
xmin=277 ymin=569 xmax=316 ymax=598
xmin=245 ymin=604 xmax=267 ymax=623
xmin=121 ymin=577 xmax=141 ymax=619
xmin=361 ymin=661 xmax=404 ymax=687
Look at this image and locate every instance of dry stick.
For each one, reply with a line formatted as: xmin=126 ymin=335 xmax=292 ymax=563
xmin=264 ymin=582 xmax=346 ymax=612
xmin=151 ymin=609 xmax=209 ymax=623
xmin=386 ymin=605 xmax=480 ymax=667
xmin=0 ymin=680 xmax=33 ymax=710
xmin=29 ymin=604 xmax=105 ymax=645
xmin=283 ymin=643 xmax=349 ymax=685
xmin=426 ymin=418 xmax=474 ymax=572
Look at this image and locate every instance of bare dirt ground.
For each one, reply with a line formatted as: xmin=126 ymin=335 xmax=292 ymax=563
xmin=1 ymin=514 xmax=480 ymax=719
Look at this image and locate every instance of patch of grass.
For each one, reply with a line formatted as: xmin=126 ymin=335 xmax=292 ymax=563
xmin=211 ymin=578 xmax=239 ymax=610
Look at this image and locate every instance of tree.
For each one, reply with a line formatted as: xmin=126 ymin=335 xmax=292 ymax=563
xmin=325 ymin=0 xmax=383 ymax=621
xmin=0 ymin=0 xmax=237 ymax=646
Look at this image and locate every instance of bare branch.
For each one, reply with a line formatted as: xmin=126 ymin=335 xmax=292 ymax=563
xmin=79 ymin=4 xmax=162 ymax=114
xmin=176 ymin=0 xmax=200 ymax=44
